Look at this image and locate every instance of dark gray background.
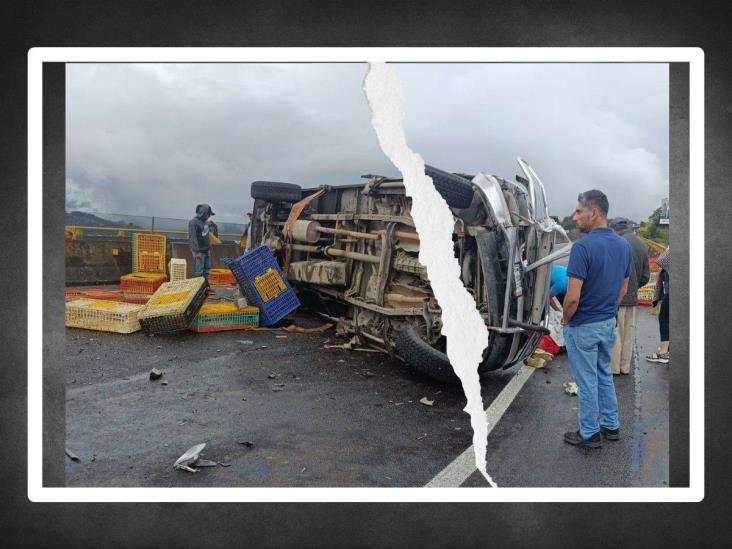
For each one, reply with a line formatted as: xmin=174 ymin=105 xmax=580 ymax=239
xmin=3 ymin=1 xmax=730 ymax=547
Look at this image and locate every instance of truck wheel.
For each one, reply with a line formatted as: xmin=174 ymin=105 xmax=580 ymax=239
xmin=395 ymin=326 xmax=460 ymax=385
xmin=250 ymin=181 xmax=302 ymax=202
xmin=424 ymin=165 xmax=475 ymax=209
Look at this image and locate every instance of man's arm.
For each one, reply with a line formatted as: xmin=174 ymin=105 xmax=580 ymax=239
xmin=189 ymin=220 xmax=203 ymax=258
xmin=637 ymin=246 xmax=651 ymax=289
xmin=562 ymin=277 xmax=583 ymax=325
xmin=618 ymin=277 xmax=629 ymax=304
xmin=549 ymin=290 xmax=561 ymax=311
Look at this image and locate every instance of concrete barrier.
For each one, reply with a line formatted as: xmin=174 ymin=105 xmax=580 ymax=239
xmin=66 ymin=238 xmax=243 ymax=285
xmin=66 ymin=237 xmax=133 ymax=285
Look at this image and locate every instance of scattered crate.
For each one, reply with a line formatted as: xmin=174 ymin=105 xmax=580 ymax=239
xmin=65 ymin=299 xmax=144 ymax=334
xmin=120 ymin=272 xmax=168 ymax=294
xmin=190 ymin=301 xmax=260 ymax=333
xmin=637 ymin=284 xmax=656 ymax=306
xmin=132 ymin=233 xmax=166 ymax=273
xmin=208 ymin=267 xmax=237 ymax=285
xmin=169 ymin=258 xmax=187 ymax=282
xmin=121 ymin=292 xmax=151 ymax=305
xmin=224 ymin=245 xmax=300 ymax=326
xmin=138 ymin=277 xmax=208 ymax=333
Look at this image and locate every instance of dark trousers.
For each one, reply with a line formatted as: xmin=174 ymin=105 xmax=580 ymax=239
xmin=659 ymin=293 xmax=670 ymax=342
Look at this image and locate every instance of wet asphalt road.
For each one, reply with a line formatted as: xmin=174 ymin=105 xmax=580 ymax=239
xmin=65 ymin=304 xmax=667 ymax=487
xmin=65 ymin=311 xmax=516 ymax=487
xmin=463 ymin=306 xmax=669 ymax=487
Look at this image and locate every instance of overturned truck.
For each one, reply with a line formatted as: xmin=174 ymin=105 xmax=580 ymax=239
xmin=247 ymin=160 xmax=570 ymax=384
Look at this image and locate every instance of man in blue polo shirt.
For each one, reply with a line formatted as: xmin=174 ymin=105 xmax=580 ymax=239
xmin=561 ymin=190 xmax=631 ymax=449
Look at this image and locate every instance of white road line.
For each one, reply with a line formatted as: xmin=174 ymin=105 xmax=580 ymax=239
xmin=425 ymin=364 xmax=537 ymax=487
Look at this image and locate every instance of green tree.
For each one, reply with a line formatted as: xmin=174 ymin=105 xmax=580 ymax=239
xmin=641 ymin=207 xmax=669 ymax=246
xmin=560 ymin=214 xmax=581 ymax=241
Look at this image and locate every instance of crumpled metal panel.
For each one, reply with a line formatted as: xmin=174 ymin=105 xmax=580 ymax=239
xmin=288 ymin=260 xmax=347 ymax=286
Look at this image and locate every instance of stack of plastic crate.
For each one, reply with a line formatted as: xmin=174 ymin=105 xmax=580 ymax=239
xmin=208 ymin=267 xmax=237 ymax=285
xmin=121 ymin=233 xmax=168 ymax=302
xmin=65 ymin=288 xmax=125 ymax=302
xmin=65 ymin=299 xmax=144 ymax=334
xmin=137 ymin=277 xmax=208 ymax=333
xmin=168 ymin=258 xmax=187 ymax=282
xmin=120 ymin=272 xmax=167 ymax=295
xmin=190 ymin=301 xmax=260 ymax=333
xmin=223 ymin=245 xmax=300 ymax=326
xmin=132 ymin=233 xmax=166 ymax=273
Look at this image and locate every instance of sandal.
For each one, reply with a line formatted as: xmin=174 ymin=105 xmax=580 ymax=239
xmin=646 ymin=352 xmax=670 ymax=364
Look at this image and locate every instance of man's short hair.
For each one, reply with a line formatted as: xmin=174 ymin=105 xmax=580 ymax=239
xmin=577 ymin=190 xmax=609 ymax=217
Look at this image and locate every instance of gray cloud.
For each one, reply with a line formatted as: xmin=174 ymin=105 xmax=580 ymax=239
xmin=67 ymin=62 xmax=668 ymax=223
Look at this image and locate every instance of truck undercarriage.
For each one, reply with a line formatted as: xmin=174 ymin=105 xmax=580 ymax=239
xmin=247 ymin=161 xmax=570 ymax=383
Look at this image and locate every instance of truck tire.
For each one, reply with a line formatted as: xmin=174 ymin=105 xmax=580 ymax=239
xmin=424 ymin=165 xmax=475 ymax=209
xmin=250 ymin=181 xmax=302 ymax=202
xmin=395 ymin=326 xmax=460 ymax=385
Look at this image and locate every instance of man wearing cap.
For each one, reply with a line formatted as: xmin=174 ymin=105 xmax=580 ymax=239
xmin=188 ymin=204 xmax=215 ymax=286
xmin=609 ymin=217 xmax=650 ymax=375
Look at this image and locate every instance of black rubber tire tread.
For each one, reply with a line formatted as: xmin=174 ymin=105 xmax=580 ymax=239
xmin=424 ymin=165 xmax=475 ymax=209
xmin=250 ymin=181 xmax=302 ymax=202
xmin=395 ymin=326 xmax=461 ymax=385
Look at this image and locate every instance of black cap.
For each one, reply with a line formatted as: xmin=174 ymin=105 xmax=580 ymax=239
xmin=609 ymin=217 xmax=630 ymax=230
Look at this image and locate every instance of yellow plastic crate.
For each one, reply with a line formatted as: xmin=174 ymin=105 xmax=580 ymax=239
xmin=132 ymin=233 xmax=166 ymax=273
xmin=254 ymin=268 xmax=287 ymax=302
xmin=637 ymin=285 xmax=656 ymax=301
xmin=138 ymin=277 xmax=207 ymax=332
xmin=65 ymin=299 xmax=144 ymax=334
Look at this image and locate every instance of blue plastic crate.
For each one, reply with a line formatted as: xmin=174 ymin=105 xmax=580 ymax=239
xmin=223 ymin=246 xmax=300 ymax=326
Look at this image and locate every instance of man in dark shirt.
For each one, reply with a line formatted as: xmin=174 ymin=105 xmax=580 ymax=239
xmin=188 ymin=204 xmax=215 ymax=286
xmin=609 ymin=217 xmax=650 ymax=375
xmin=562 ymin=190 xmax=632 ymax=449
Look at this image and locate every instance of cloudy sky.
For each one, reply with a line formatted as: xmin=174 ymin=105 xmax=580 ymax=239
xmin=66 ymin=62 xmax=668 ymax=224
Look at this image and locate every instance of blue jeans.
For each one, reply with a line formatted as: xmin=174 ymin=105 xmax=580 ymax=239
xmin=563 ymin=318 xmax=619 ymax=439
xmin=192 ymin=250 xmax=211 ymax=284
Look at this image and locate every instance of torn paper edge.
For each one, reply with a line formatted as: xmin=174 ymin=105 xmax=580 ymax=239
xmin=363 ymin=62 xmax=495 ymax=487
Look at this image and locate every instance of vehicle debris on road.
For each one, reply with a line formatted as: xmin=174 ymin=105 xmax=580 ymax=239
xmin=173 ymin=443 xmax=212 ymax=473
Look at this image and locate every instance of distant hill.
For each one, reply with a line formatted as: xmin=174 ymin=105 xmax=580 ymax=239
xmin=65 ymin=211 xmax=143 ymax=228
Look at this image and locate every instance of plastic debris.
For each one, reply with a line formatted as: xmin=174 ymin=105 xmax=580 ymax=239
xmin=173 ymin=443 xmax=206 ymax=473
xmin=161 ymin=381 xmax=168 ymax=386
xmin=238 ymin=441 xmax=254 ymax=447
xmin=563 ymin=381 xmax=579 ymax=396
xmin=419 ymin=397 xmax=434 ymax=407
xmin=524 ymin=355 xmax=546 ymax=369
xmin=65 ymin=448 xmax=80 ymax=462
xmin=267 ymin=373 xmax=279 ymax=379
xmin=149 ymin=368 xmax=163 ymax=380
